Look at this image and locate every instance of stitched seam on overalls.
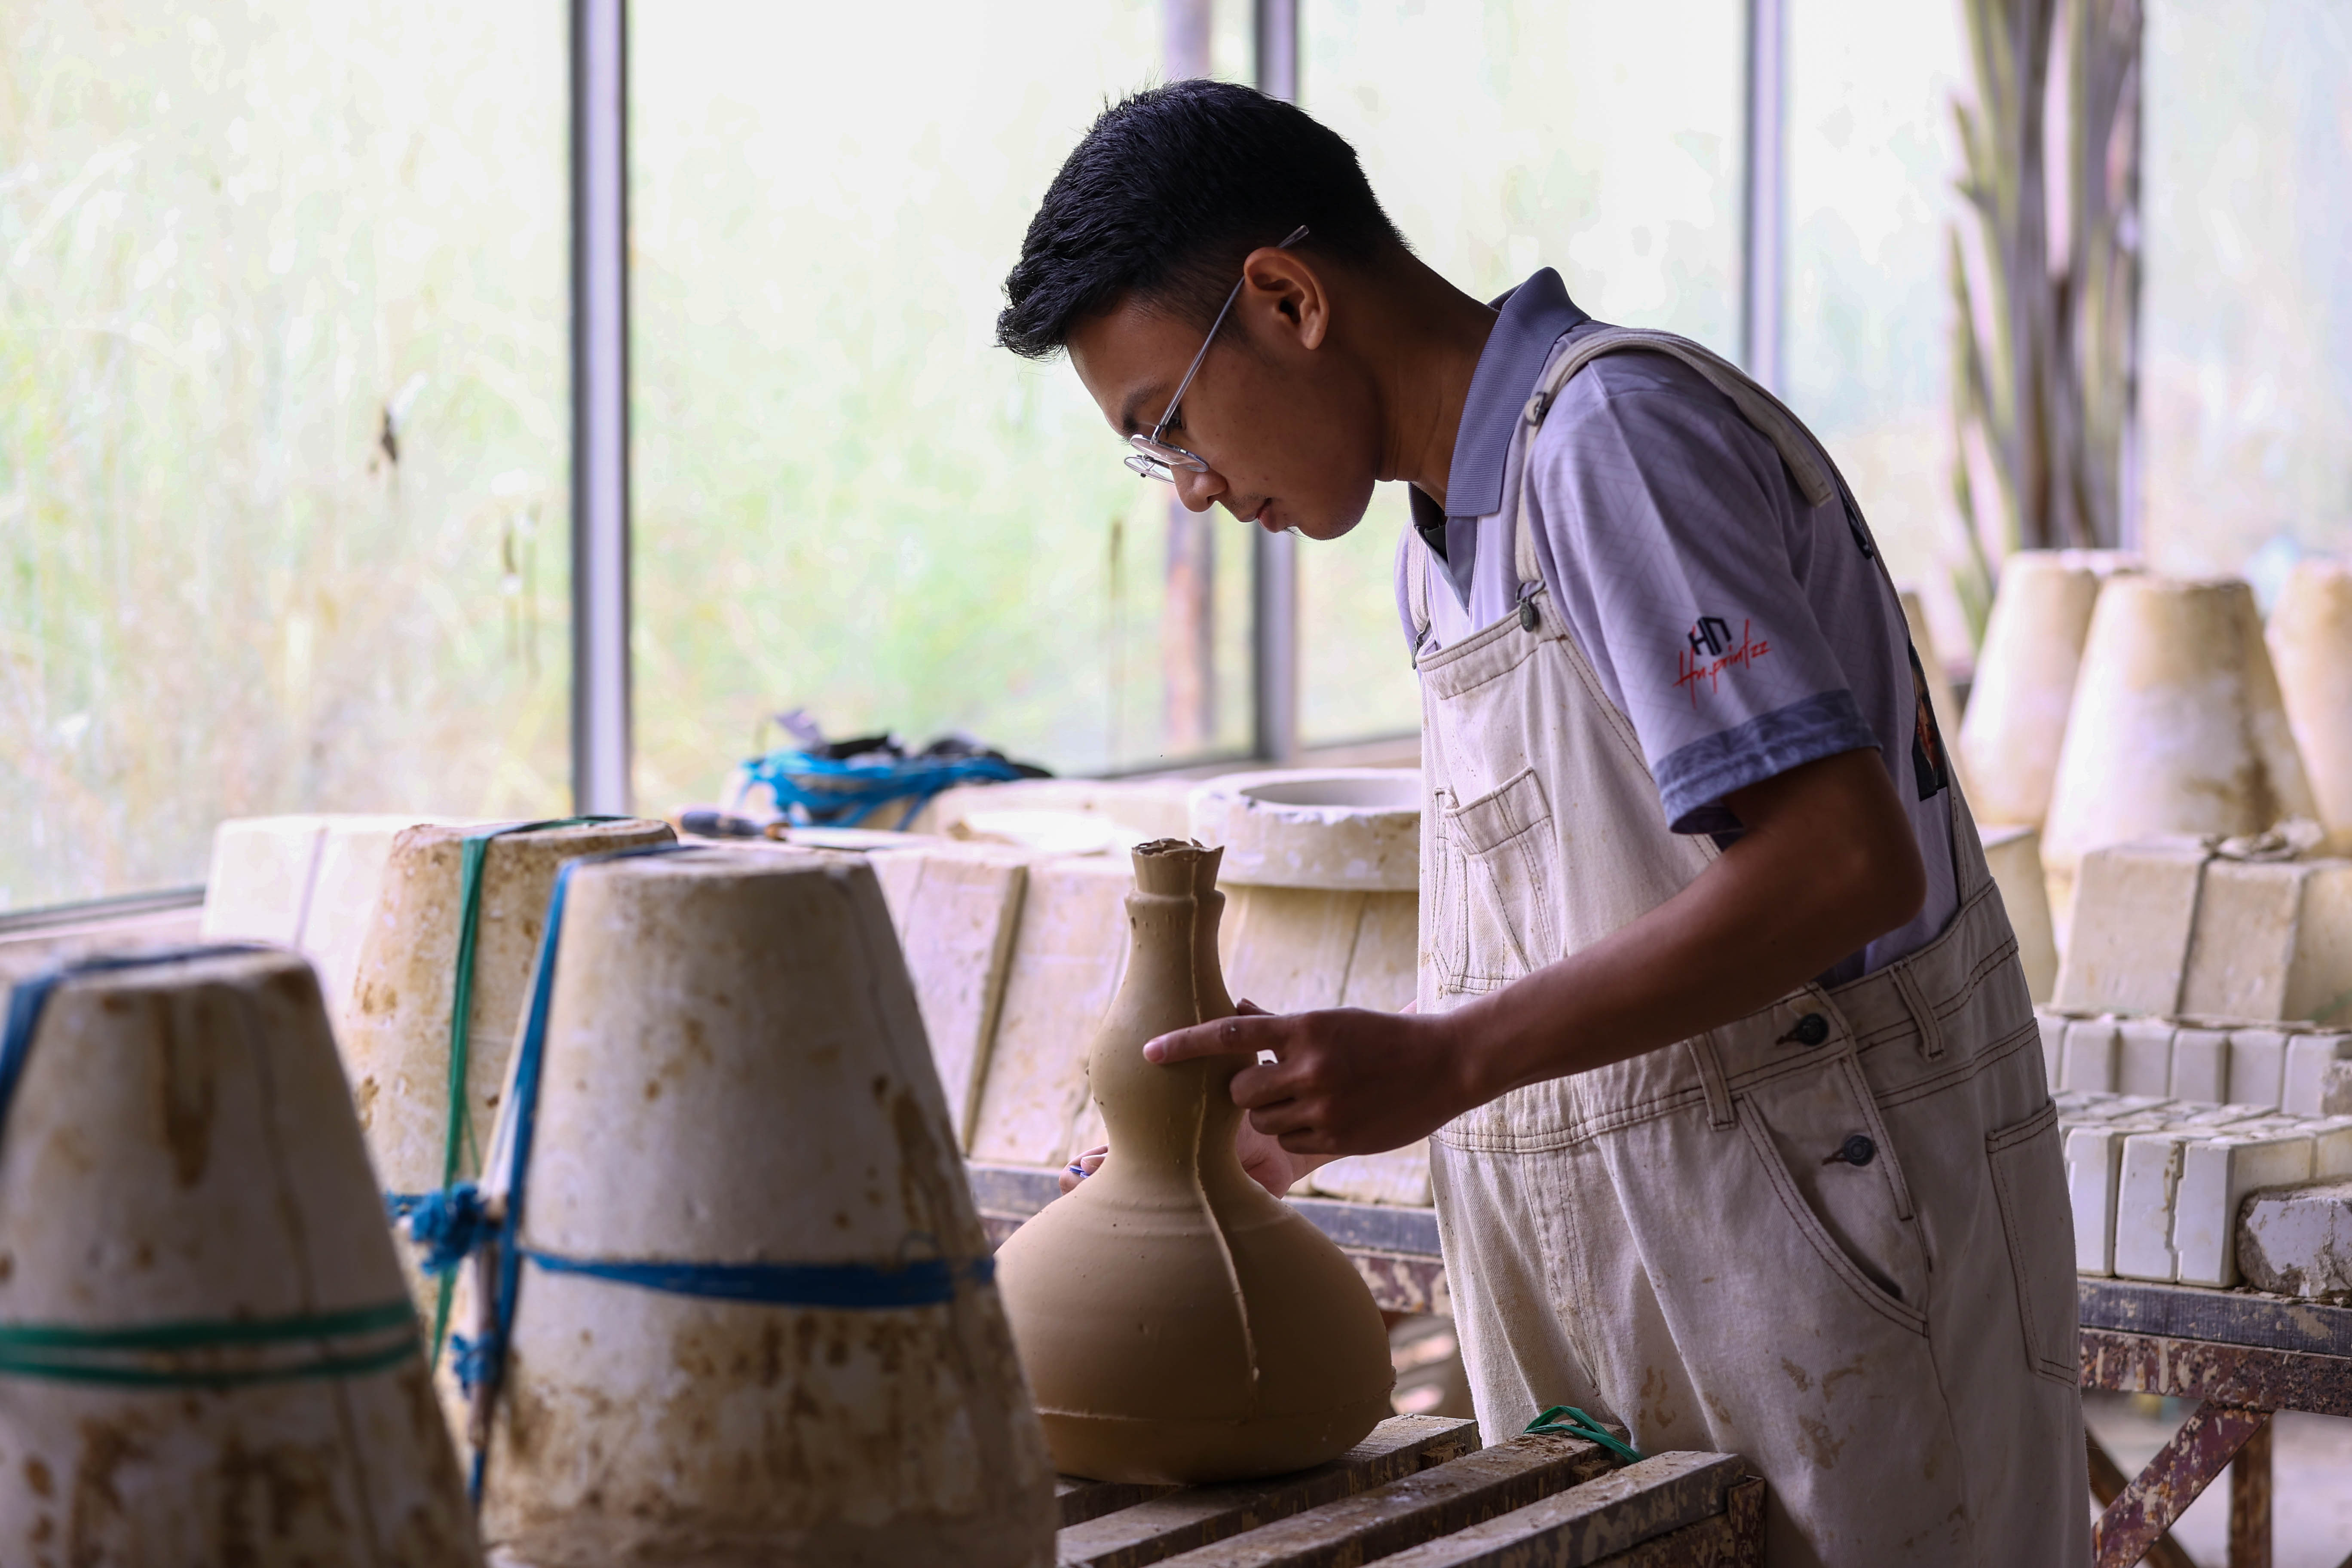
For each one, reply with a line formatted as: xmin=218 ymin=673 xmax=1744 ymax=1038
xmin=1870 ymin=1021 xmax=2043 ymax=1113
xmin=1852 ymin=954 xmax=2010 ymax=1055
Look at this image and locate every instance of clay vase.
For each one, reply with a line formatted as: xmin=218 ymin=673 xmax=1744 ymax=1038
xmin=992 ymin=840 xmax=1395 ymax=1484
xmin=1958 ymin=549 xmax=2141 ymax=827
xmin=340 ymin=818 xmax=671 ymax=1316
xmin=2268 ymin=559 xmax=2352 ymax=853
xmin=2041 ymin=576 xmax=2318 ymax=943
xmin=0 ymin=948 xmax=478 ymax=1565
xmin=467 ymin=847 xmax=1054 ymax=1568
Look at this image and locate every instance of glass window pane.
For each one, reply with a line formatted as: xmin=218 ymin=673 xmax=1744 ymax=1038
xmin=2141 ymin=0 xmax=2352 ymax=579
xmin=1298 ymin=0 xmax=1747 ymax=747
xmin=2 ymin=1 xmax=571 ymax=913
xmin=630 ymin=6 xmax=1257 ymax=801
xmin=1783 ymin=0 xmax=1970 ymax=643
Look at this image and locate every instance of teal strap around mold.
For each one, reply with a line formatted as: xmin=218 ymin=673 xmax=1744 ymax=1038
xmin=0 ymin=1298 xmax=419 ymax=1389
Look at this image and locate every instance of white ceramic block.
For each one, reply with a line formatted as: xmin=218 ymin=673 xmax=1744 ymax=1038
xmin=2173 ymin=1133 xmax=2315 ymax=1287
xmin=2117 ymin=1020 xmax=2177 ymax=1097
xmin=2176 ymin=1103 xmax=2277 ymax=1128
xmin=2286 ymin=1034 xmax=2352 ymax=1117
xmin=2066 ymin=1121 xmax=2170 ymax=1276
xmin=2038 ymin=1011 xmax=2071 ymax=1087
xmin=1983 ymin=824 xmax=2060 ymax=1001
xmin=2305 ymin=1116 xmax=2352 ymax=1179
xmin=2169 ymin=1028 xmax=2232 ymax=1106
xmin=2061 ymin=1018 xmax=2122 ymax=1093
xmin=868 ymin=842 xmax=1032 ymax=1146
xmin=2227 ymin=1028 xmax=2292 ymax=1109
xmin=2113 ymin=1131 xmax=2197 ymax=1281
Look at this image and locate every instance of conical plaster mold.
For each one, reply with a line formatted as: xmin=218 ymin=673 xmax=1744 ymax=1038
xmin=1958 ymin=549 xmax=2140 ymax=826
xmin=0 ymin=948 xmax=478 ymax=1565
xmin=464 ymin=847 xmax=1054 ymax=1568
xmin=340 ymin=818 xmax=671 ymax=1313
xmin=992 ymin=841 xmax=1395 ymax=1484
xmin=2268 ymin=559 xmax=2352 ymax=854
xmin=2042 ymin=576 xmax=2318 ymax=943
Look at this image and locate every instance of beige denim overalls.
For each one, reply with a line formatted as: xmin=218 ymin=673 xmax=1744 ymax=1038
xmin=1409 ymin=328 xmax=2089 ymax=1567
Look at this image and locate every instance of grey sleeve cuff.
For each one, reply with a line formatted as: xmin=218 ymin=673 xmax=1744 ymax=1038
xmin=1654 ymin=689 xmax=1881 ymax=835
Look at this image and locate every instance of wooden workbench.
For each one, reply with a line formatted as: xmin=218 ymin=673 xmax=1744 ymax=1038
xmin=971 ymin=1163 xmax=2352 ymax=1568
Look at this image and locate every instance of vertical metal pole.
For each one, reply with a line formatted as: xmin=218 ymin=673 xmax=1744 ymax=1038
xmin=1252 ymin=0 xmax=1301 ymax=764
xmin=570 ymin=0 xmax=633 ymax=814
xmin=1740 ymin=0 xmax=1787 ymax=392
xmin=1161 ymin=0 xmax=1219 ymax=756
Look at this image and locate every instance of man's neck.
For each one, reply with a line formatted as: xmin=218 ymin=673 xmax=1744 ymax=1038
xmin=1357 ymin=259 xmax=1498 ymax=513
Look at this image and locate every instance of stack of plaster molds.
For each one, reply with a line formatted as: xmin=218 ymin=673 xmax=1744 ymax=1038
xmin=2041 ymin=576 xmax=2317 ymax=943
xmin=2268 ymin=557 xmax=2352 ymax=855
xmin=2057 ymin=1090 xmax=2352 ymax=1287
xmin=200 ymin=813 xmax=485 ymax=1034
xmin=2050 ymin=833 xmax=2352 ymax=1029
xmin=1190 ymin=769 xmax=1427 ymax=1207
xmin=1957 ymin=548 xmax=2139 ymax=831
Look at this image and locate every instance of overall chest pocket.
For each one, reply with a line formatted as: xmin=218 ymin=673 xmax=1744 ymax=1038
xmin=1430 ymin=769 xmax=1561 ymax=998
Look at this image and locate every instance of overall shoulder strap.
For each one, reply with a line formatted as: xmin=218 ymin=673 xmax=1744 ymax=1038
xmin=1525 ymin=326 xmax=1839 ymax=509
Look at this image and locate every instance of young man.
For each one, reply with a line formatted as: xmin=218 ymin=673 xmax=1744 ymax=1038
xmin=1001 ymin=81 xmax=2086 ymax=1566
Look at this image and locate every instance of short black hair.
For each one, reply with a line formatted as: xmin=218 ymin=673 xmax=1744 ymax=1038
xmin=996 ymin=80 xmax=1409 ymax=361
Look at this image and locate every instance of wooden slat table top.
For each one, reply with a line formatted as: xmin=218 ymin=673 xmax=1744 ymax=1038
xmin=1373 ymin=1453 xmax=1749 ymax=1568
xmin=1057 ymin=1416 xmax=1479 ymax=1566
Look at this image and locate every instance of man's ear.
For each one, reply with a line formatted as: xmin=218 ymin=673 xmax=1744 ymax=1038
xmin=1242 ymin=245 xmax=1331 ymax=352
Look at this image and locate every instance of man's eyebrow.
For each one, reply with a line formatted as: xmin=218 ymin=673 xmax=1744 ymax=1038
xmin=1117 ymin=385 xmax=1164 ymax=438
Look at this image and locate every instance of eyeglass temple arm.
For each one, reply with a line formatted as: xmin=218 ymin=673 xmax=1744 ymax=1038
xmin=1148 ymin=224 xmax=1311 ymax=443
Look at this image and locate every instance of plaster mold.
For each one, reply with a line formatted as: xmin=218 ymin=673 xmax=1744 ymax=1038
xmin=1189 ymin=769 xmax=1421 ymax=892
xmin=2169 ymin=1029 xmax=2231 ymax=1105
xmin=1980 ymin=824 xmax=2059 ymax=1002
xmin=0 ymin=949 xmax=478 ymax=1564
xmin=2053 ymin=837 xmax=2210 ymax=1016
xmin=471 ymin=848 xmax=1054 ymax=1567
xmin=2042 ymin=576 xmax=2317 ymax=939
xmin=339 ymin=818 xmax=672 ymax=1313
xmin=2285 ymin=1035 xmax=2352 ymax=1116
xmin=2268 ymin=559 xmax=2352 ymax=853
xmin=966 ymin=857 xmax=1135 ymax=1167
xmin=1192 ymin=770 xmax=1429 ymax=1206
xmin=868 ymin=842 xmax=1032 ymax=1144
xmin=992 ymin=842 xmax=1395 ymax=1484
xmin=1957 ymin=548 xmax=2139 ymax=828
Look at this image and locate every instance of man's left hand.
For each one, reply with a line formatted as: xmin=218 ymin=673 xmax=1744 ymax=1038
xmin=1143 ymin=1004 xmax=1473 ymax=1155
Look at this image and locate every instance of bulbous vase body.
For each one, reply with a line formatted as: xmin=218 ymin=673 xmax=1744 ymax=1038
xmin=992 ymin=841 xmax=1395 ymax=1483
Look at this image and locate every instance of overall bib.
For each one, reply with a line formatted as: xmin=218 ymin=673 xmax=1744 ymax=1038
xmin=1408 ymin=329 xmax=2088 ymax=1566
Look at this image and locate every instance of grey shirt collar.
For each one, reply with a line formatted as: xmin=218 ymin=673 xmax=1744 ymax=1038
xmin=1408 ymin=268 xmax=1590 ymax=600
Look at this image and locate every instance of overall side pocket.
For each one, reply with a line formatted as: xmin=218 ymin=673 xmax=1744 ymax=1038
xmin=1987 ymin=1099 xmax=2080 ymax=1386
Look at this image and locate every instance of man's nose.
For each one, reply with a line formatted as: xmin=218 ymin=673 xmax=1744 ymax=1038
xmin=1174 ymin=464 xmax=1223 ymax=514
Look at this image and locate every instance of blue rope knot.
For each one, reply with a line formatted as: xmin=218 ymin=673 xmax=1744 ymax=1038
xmin=386 ymin=1185 xmax=493 ymax=1276
xmin=448 ymin=1331 xmax=498 ymax=1398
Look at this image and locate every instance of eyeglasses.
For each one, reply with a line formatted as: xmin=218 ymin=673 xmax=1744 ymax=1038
xmin=1124 ymin=224 xmax=1310 ymax=482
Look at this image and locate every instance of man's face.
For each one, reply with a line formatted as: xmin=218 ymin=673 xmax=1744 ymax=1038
xmin=1065 ymin=273 xmax=1381 ymax=543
